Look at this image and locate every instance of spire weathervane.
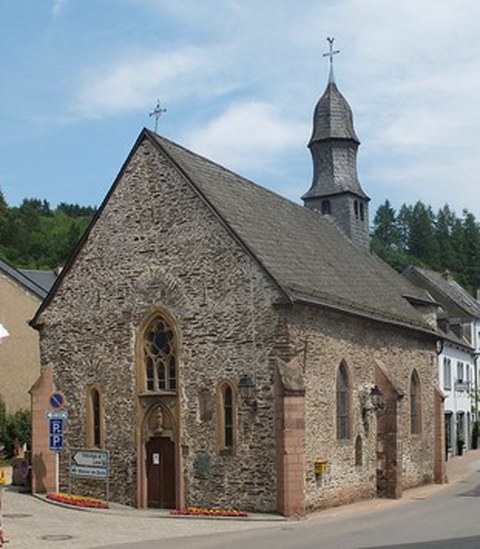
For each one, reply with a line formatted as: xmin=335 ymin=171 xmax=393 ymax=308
xmin=323 ymin=37 xmax=340 ymax=84
xmin=149 ymin=100 xmax=167 ymax=133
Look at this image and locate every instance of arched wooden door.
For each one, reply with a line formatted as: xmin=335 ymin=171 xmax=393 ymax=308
xmin=146 ymin=436 xmax=176 ymax=508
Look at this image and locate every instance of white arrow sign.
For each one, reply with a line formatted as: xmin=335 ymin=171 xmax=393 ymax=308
xmin=45 ymin=410 xmax=69 ymax=420
xmin=71 ymin=449 xmax=108 ymax=468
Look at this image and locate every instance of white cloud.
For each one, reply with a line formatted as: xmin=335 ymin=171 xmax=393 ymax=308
xmin=73 ymin=46 xmax=236 ymax=118
xmin=183 ymin=101 xmax=308 ymax=173
xmin=52 ymin=0 xmax=67 ymax=18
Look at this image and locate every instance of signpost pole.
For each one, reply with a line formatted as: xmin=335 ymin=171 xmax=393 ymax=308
xmin=68 ymin=450 xmax=72 ymax=497
xmin=0 ymin=485 xmax=4 ymax=547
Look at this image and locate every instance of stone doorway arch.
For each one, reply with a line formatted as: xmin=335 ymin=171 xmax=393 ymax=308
xmin=137 ymin=402 xmax=182 ymax=509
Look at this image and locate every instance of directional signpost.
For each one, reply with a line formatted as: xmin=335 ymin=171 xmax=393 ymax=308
xmin=70 ymin=449 xmax=109 ymax=480
xmin=69 ymin=449 xmax=110 ymax=505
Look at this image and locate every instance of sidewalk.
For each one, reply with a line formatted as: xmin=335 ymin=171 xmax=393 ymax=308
xmin=445 ymin=448 xmax=480 ymax=482
xmin=4 ymin=452 xmax=480 ymax=548
xmin=29 ymin=449 xmax=480 ymax=521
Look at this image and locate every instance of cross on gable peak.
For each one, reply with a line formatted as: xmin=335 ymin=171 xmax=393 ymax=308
xmin=149 ymin=100 xmax=167 ymax=133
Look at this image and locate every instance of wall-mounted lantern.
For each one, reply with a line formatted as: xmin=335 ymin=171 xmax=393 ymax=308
xmin=238 ymin=374 xmax=256 ymax=410
xmin=362 ymin=385 xmax=385 ymax=419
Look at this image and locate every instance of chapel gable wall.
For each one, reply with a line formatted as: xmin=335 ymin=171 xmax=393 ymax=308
xmin=37 ymin=138 xmax=285 ymax=510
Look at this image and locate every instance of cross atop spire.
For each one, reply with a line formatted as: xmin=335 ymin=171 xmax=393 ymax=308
xmin=149 ymin=100 xmax=167 ymax=133
xmin=323 ymin=37 xmax=340 ymax=84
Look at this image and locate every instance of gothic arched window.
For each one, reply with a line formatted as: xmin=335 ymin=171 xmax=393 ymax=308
xmin=336 ymin=362 xmax=350 ymax=440
xmin=217 ymin=381 xmax=237 ymax=452
xmin=410 ymin=370 xmax=421 ymax=434
xmin=87 ymin=385 xmax=103 ymax=448
xmin=355 ymin=435 xmax=363 ymax=466
xmin=143 ymin=315 xmax=177 ymax=392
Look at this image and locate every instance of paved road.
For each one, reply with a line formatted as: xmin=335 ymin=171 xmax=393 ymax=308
xmin=99 ymin=474 xmax=480 ymax=549
xmin=3 ymin=451 xmax=480 ymax=548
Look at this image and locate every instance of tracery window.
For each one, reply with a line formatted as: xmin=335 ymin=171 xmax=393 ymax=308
xmin=410 ymin=370 xmax=421 ymax=435
xmin=143 ymin=315 xmax=177 ymax=392
xmin=336 ymin=362 xmax=350 ymax=440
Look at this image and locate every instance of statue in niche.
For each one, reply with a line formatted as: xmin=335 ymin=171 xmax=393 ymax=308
xmin=155 ymin=407 xmax=164 ymax=433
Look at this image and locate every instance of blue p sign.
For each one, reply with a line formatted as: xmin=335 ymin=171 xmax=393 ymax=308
xmin=49 ymin=419 xmax=64 ymax=451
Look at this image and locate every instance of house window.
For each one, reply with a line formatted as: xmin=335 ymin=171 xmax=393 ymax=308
xmin=321 ymin=200 xmax=331 ymax=215
xmin=336 ymin=362 xmax=350 ymax=440
xmin=217 ymin=381 xmax=237 ymax=452
xmin=410 ymin=370 xmax=421 ymax=435
xmin=443 ymin=357 xmax=451 ymax=390
xmin=87 ymin=386 xmax=103 ymax=448
xmin=457 ymin=361 xmax=464 ymax=384
xmin=143 ymin=315 xmax=177 ymax=392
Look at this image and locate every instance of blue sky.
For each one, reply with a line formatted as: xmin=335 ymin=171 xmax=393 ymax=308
xmin=2 ymin=0 xmax=480 ymax=218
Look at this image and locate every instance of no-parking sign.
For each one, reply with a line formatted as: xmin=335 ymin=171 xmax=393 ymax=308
xmin=49 ymin=392 xmax=66 ymax=410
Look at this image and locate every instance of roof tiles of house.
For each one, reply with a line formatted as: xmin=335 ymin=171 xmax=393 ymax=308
xmin=0 ymin=260 xmax=56 ymax=299
xmin=404 ymin=266 xmax=480 ymax=320
xmin=149 ymin=131 xmax=435 ymax=333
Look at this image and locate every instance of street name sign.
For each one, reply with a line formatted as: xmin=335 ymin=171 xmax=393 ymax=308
xmin=70 ymin=449 xmax=109 ymax=480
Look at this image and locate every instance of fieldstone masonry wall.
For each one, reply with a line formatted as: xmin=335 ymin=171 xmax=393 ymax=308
xmin=36 ymin=138 xmax=285 ymax=511
xmin=286 ymin=305 xmax=437 ymax=511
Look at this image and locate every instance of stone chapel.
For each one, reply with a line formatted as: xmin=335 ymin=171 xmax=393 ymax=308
xmin=30 ymin=60 xmax=446 ymax=515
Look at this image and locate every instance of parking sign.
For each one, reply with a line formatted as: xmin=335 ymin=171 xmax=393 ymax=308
xmin=49 ymin=419 xmax=64 ymax=451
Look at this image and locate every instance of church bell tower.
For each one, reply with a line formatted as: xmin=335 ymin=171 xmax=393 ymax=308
xmin=302 ymin=38 xmax=370 ymax=251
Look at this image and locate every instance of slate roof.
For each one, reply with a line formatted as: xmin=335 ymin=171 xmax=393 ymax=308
xmin=148 ymin=131 xmax=436 ymax=333
xmin=403 ymin=266 xmax=480 ymax=320
xmin=0 ymin=260 xmax=56 ymax=299
xmin=303 ymin=80 xmax=368 ymax=201
xmin=309 ymin=82 xmax=359 ymax=145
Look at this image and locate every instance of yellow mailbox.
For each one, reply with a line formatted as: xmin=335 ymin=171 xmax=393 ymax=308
xmin=0 ymin=466 xmax=12 ymax=486
xmin=314 ymin=458 xmax=328 ymax=476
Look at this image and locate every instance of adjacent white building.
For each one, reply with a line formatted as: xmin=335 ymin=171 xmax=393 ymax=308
xmin=404 ymin=267 xmax=480 ymax=456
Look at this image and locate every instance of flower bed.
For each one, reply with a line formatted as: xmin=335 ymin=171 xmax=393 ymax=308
xmin=46 ymin=492 xmax=108 ymax=509
xmin=171 ymin=506 xmax=248 ymax=517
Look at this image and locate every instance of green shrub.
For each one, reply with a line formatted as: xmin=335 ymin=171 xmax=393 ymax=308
xmin=0 ymin=395 xmax=31 ymax=458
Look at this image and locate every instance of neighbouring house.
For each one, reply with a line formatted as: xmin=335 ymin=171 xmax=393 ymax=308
xmin=403 ymin=267 xmax=480 ymax=456
xmin=30 ymin=59 xmax=446 ymax=515
xmin=0 ymin=260 xmax=56 ymax=412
